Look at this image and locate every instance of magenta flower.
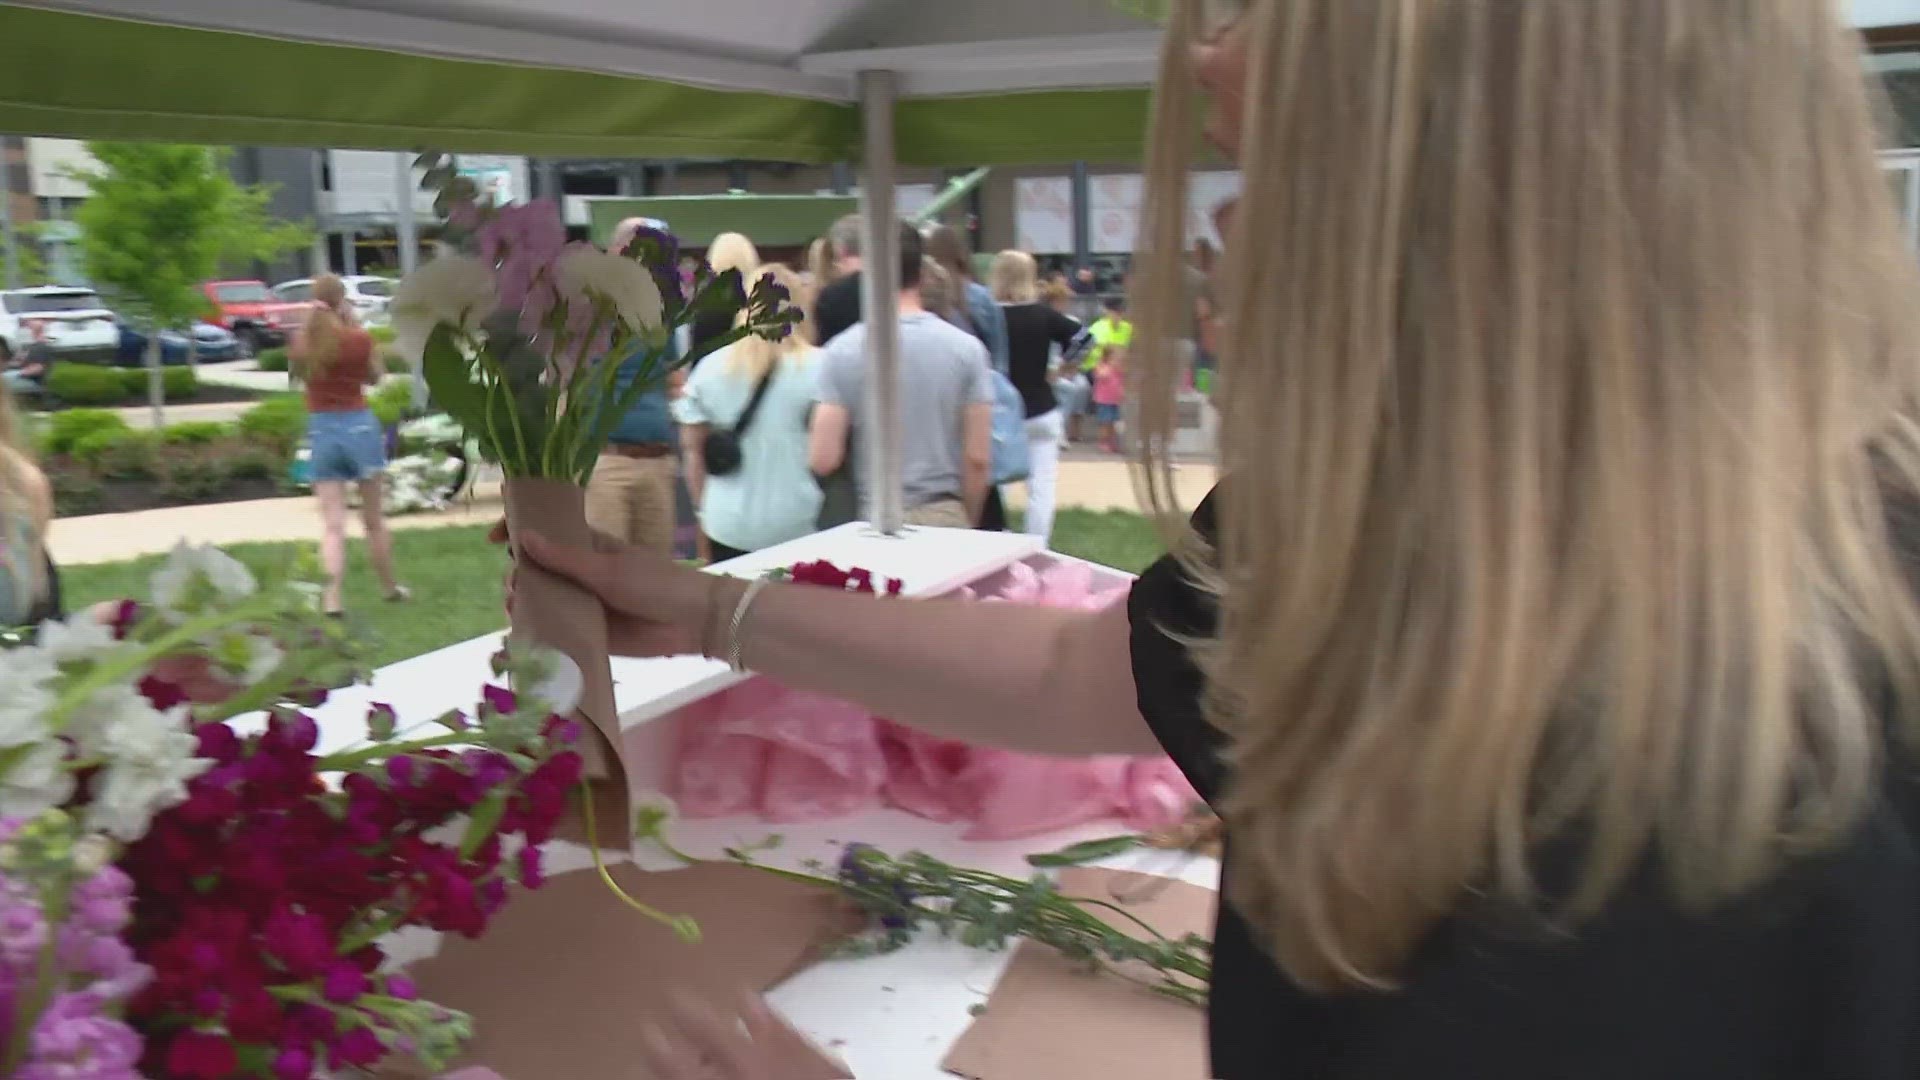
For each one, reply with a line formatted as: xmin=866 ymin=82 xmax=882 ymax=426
xmin=322 ymin=961 xmax=370 ymax=1003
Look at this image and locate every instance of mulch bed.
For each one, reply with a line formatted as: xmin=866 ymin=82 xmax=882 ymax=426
xmin=48 ymin=470 xmax=288 ymax=518
xmin=32 ymin=383 xmax=268 ymax=413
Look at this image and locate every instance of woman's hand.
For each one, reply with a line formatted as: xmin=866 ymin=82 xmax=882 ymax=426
xmin=638 ymin=992 xmax=851 ymax=1080
xmin=487 ymin=520 xmax=717 ymax=659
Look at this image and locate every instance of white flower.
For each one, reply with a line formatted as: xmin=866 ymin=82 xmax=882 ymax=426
xmin=391 ymin=254 xmax=498 ymax=370
xmin=556 ymin=245 xmax=664 ymax=335
xmin=71 ymin=834 xmax=111 ymax=876
xmin=0 ymin=648 xmax=57 ymax=749
xmin=0 ymin=744 xmax=74 ymax=822
xmin=34 ymin=616 xmax=117 ymax=665
xmin=59 ymin=683 xmax=167 ymax=758
xmin=87 ymin=706 xmax=211 ymax=841
xmin=149 ymin=542 xmax=256 ymax=623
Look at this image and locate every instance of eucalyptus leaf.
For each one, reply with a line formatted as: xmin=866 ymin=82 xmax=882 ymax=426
xmin=420 ymin=326 xmax=489 ymax=433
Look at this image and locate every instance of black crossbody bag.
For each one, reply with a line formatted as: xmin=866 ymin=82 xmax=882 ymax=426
xmin=702 ymin=366 xmax=776 ymax=477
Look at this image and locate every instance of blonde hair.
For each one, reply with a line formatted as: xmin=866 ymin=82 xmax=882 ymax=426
xmin=988 ymin=250 xmax=1039 ymax=304
xmin=727 ymin=264 xmax=810 ymax=380
xmin=296 ymin=274 xmax=348 ymax=380
xmin=0 ymin=379 xmax=45 ymax=604
xmin=707 ymin=232 xmax=761 ymax=279
xmin=1133 ymin=0 xmax=1920 ymax=992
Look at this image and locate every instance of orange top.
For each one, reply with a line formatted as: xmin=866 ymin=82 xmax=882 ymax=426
xmin=303 ymin=328 xmax=375 ymax=413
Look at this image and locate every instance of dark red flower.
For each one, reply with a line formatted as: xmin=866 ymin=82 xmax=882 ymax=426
xmin=164 ymin=1030 xmax=240 ymax=1080
xmin=227 ymin=987 xmax=284 ymax=1042
xmin=138 ymin=674 xmax=191 ymax=711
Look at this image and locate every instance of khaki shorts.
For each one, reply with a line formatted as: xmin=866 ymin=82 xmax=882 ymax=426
xmin=585 ymin=452 xmax=678 ymax=555
xmin=903 ymin=498 xmax=972 ymax=529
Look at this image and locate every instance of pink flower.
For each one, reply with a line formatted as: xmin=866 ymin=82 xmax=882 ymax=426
xmin=517 ymin=845 xmax=545 ymax=889
xmin=322 ymin=961 xmax=369 ymax=1003
xmin=272 ymin=1046 xmax=315 ymax=1080
xmin=479 ymin=200 xmax=566 ymax=317
xmin=385 ymin=973 xmax=418 ymax=1001
xmin=329 ymin=1026 xmax=386 ymax=1068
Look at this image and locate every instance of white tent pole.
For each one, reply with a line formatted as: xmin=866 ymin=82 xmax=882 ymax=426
xmin=857 ymin=68 xmax=905 ymax=536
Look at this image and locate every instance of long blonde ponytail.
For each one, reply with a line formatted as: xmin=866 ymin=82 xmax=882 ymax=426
xmin=1134 ymin=0 xmax=1920 ymax=992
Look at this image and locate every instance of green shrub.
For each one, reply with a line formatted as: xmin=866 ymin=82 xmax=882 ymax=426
xmin=77 ymin=430 xmax=159 ymax=480
xmin=221 ymin=443 xmax=283 ymax=481
xmin=162 ymin=367 xmax=197 ymax=400
xmin=49 ymin=472 xmax=104 ymax=517
xmin=158 ymin=455 xmax=228 ymax=503
xmin=383 ymin=350 xmax=411 ymax=375
xmin=46 ymin=364 xmax=129 ymax=406
xmin=158 ymin=420 xmax=232 ymax=446
xmin=368 ymin=325 xmax=396 ymax=345
xmin=237 ymin=395 xmax=307 ymax=453
xmin=255 ymin=348 xmax=290 ymax=373
xmin=369 ymin=378 xmax=415 ymax=427
xmin=43 ymin=409 xmax=130 ymax=455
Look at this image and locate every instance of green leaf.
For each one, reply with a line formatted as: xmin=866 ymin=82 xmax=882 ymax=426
xmin=420 ymin=325 xmax=489 ymax=432
xmin=1025 ymin=835 xmax=1145 ymax=868
xmin=460 ymin=791 xmax=509 ymax=859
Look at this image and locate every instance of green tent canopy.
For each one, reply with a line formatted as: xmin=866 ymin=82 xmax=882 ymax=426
xmin=0 ymin=1 xmax=1160 ymax=165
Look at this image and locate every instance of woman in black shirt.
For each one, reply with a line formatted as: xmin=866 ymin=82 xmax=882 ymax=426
xmin=525 ymin=2 xmax=1920 ymax=1076
xmin=989 ymin=249 xmax=1083 ymax=545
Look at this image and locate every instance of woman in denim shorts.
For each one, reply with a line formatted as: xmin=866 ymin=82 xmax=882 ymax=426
xmin=292 ymin=275 xmax=408 ymax=616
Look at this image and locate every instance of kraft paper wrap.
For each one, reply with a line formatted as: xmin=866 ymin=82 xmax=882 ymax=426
xmin=383 ymin=863 xmax=855 ymax=1080
xmin=502 ymin=478 xmax=621 ymax=790
xmin=942 ymin=866 xmax=1214 ymax=1080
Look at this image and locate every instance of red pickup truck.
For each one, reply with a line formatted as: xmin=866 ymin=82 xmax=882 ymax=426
xmin=200 ymin=279 xmax=312 ymax=356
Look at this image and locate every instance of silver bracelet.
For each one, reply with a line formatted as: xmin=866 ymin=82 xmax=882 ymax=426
xmin=724 ymin=577 xmax=772 ymax=673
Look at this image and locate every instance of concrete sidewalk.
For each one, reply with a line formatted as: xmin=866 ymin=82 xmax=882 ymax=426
xmin=47 ymin=460 xmax=1218 ymax=566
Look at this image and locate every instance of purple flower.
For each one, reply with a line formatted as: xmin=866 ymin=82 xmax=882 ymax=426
xmin=385 ymin=973 xmax=418 ymax=1001
xmin=16 ymin=991 xmax=144 ymax=1080
xmin=0 ymin=893 xmax=48 ymax=964
xmin=481 ymin=683 xmax=518 ymax=716
xmin=329 ymin=1026 xmax=387 ymax=1069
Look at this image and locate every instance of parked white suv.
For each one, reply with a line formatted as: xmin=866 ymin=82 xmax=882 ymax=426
xmin=273 ymin=275 xmax=393 ymax=326
xmin=0 ymin=286 xmax=119 ymax=364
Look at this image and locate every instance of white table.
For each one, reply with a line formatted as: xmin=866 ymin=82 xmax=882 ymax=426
xmin=255 ymin=522 xmax=1209 ymax=1079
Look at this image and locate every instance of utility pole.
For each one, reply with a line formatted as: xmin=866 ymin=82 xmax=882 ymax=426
xmin=394 ymin=151 xmax=419 ymax=275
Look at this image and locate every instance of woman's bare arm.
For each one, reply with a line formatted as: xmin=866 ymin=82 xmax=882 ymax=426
xmin=680 ymin=422 xmax=709 ymax=507
xmin=520 ymin=532 xmax=1163 ymax=758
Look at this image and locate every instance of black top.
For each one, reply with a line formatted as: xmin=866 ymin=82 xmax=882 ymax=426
xmin=813 ymin=272 xmax=863 ymax=347
xmin=1000 ymin=302 xmax=1081 ymax=418
xmin=1127 ymin=489 xmax=1920 ymax=1080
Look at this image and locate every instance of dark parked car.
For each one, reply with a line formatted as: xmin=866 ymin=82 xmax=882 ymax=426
xmin=114 ymin=323 xmax=243 ymax=367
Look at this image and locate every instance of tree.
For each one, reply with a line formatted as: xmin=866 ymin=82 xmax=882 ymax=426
xmin=206 ymin=167 xmax=312 ymax=275
xmin=71 ymin=143 xmax=225 ymax=426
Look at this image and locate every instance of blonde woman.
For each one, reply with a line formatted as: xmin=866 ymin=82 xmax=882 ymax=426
xmin=991 ymin=249 xmax=1083 ymax=545
xmin=689 ymin=232 xmax=762 ymax=368
xmin=520 ymin=3 xmax=1920 ymax=1077
xmin=673 ymin=264 xmax=821 ymax=561
xmin=0 ymin=377 xmax=57 ymax=627
xmin=290 ymin=273 xmax=406 ymax=616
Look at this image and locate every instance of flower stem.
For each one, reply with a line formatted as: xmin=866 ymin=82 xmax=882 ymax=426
xmin=578 ymin=784 xmax=701 ymax=943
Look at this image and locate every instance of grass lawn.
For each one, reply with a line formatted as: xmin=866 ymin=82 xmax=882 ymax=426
xmin=59 ymin=507 xmax=1169 ymax=669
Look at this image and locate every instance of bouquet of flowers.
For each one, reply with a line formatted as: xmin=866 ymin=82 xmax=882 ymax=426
xmin=0 ymin=542 xmax=587 ymax=1078
xmin=390 ymin=156 xmax=799 ymax=799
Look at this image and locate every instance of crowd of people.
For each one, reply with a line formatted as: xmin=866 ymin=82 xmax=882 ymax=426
xmin=594 ymin=212 xmax=1169 ymax=561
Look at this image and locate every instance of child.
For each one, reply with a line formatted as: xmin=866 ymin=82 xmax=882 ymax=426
xmin=1092 ymin=343 xmax=1126 ymax=454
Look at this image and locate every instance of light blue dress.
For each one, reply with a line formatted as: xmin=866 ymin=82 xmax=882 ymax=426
xmin=672 ymin=345 xmax=823 ymax=553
